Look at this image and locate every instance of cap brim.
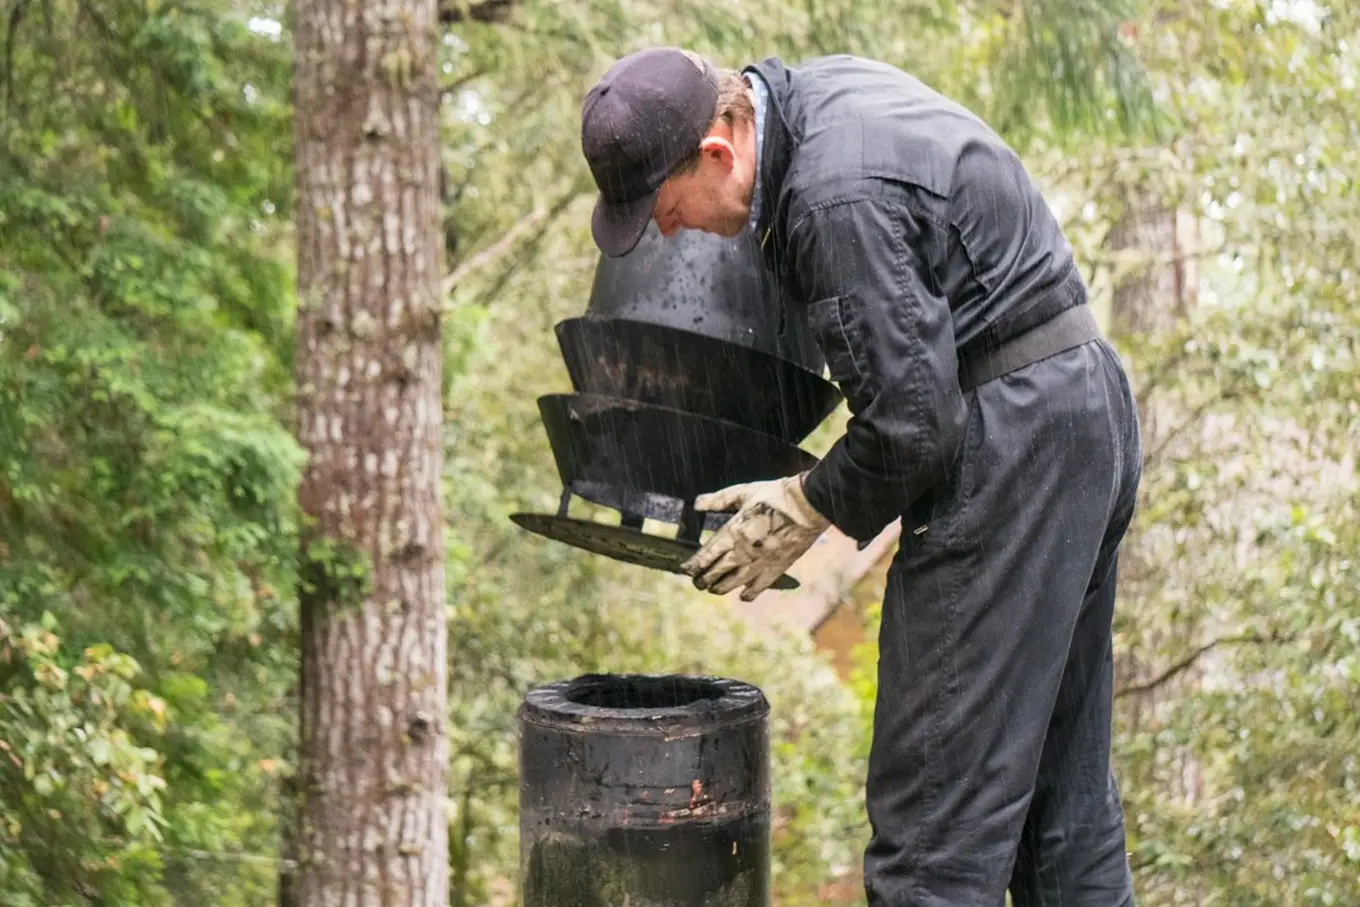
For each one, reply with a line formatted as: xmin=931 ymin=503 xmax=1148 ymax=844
xmin=591 ymin=191 xmax=657 ymax=258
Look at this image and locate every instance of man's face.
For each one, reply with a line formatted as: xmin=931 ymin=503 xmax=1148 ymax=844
xmin=650 ymin=134 xmax=754 ymax=240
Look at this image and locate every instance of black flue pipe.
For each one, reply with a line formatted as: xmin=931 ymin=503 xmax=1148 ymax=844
xmin=518 ymin=673 xmax=771 ymax=907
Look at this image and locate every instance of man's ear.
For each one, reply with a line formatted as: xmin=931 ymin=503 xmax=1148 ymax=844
xmin=698 ymin=134 xmax=737 ymax=170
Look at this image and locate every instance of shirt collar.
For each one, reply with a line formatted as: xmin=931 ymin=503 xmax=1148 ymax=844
xmin=745 ymin=70 xmax=770 ymax=230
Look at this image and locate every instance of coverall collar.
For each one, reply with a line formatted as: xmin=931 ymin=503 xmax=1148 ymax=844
xmin=741 ymin=57 xmax=798 ymax=269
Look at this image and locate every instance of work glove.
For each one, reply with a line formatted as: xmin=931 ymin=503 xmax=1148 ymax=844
xmin=680 ymin=472 xmax=831 ymax=602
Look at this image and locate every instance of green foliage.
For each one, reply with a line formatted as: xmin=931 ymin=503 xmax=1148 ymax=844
xmin=1084 ymin=3 xmax=1360 ymax=900
xmin=0 ymin=0 xmax=301 ymax=902
xmin=298 ymin=538 xmax=373 ymax=612
xmin=0 ymin=615 xmax=168 ymax=906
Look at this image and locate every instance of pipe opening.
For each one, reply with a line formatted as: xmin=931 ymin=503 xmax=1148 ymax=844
xmin=564 ymin=674 xmax=724 ymax=711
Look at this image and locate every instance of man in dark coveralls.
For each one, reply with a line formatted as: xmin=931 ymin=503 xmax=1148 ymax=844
xmin=578 ymin=47 xmax=1142 ymax=907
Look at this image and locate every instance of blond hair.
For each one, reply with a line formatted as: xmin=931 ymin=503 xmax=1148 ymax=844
xmin=670 ymin=51 xmax=756 ymax=176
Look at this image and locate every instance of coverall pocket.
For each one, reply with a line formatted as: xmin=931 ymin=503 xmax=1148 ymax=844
xmin=899 ymin=394 xmax=982 ymax=550
xmin=807 ymin=294 xmax=871 ymax=404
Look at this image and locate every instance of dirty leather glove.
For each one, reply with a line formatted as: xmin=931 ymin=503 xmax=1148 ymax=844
xmin=680 ymin=472 xmax=831 ymax=602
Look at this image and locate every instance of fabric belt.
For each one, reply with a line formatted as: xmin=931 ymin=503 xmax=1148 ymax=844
xmin=957 ymin=304 xmax=1103 ymax=392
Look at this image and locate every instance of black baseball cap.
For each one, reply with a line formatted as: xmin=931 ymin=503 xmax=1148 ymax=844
xmin=580 ymin=47 xmax=719 ymax=257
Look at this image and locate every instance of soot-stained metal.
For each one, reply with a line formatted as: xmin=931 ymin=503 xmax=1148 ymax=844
xmin=510 ymin=222 xmax=841 ymax=585
xmin=518 ymin=673 xmax=772 ymax=907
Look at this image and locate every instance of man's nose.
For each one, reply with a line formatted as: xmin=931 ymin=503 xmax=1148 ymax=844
xmin=655 ymin=216 xmax=679 ymax=237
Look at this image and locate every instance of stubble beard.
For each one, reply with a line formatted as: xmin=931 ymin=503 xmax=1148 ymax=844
xmin=720 ymin=179 xmax=755 ymax=237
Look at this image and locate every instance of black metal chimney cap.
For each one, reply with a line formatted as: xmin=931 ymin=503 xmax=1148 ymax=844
xmin=585 ymin=222 xmax=825 ymax=373
xmin=555 ymin=315 xmax=841 ymax=443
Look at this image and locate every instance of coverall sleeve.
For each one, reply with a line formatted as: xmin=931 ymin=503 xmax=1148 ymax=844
xmin=790 ymin=195 xmax=969 ymax=542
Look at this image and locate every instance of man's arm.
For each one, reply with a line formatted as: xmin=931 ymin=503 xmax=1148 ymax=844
xmin=789 ymin=193 xmax=968 ymax=542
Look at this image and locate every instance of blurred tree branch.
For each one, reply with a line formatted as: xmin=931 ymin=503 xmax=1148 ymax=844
xmin=442 ymin=183 xmax=586 ymax=300
xmin=1115 ymin=630 xmax=1277 ymax=700
xmin=443 ymin=204 xmax=553 ymax=294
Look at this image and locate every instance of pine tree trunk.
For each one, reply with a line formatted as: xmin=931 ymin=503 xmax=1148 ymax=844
xmin=1106 ymin=184 xmax=1206 ymax=805
xmin=1106 ymin=190 xmax=1184 ymax=729
xmin=291 ymin=0 xmax=448 ymax=902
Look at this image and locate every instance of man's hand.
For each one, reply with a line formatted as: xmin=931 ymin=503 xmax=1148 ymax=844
xmin=680 ymin=472 xmax=832 ymax=602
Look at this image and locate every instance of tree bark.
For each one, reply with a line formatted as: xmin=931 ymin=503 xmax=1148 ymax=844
xmin=1106 ymin=188 xmax=1183 ymax=725
xmin=1105 ymin=181 xmax=1206 ymax=805
xmin=292 ymin=0 xmax=448 ymax=902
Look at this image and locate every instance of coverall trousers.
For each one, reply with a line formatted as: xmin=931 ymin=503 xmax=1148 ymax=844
xmin=863 ymin=337 xmax=1142 ymax=907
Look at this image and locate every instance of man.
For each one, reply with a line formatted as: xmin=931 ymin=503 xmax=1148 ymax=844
xmin=579 ymin=47 xmax=1142 ymax=907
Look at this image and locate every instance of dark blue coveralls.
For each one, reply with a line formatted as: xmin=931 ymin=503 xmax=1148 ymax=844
xmin=744 ymin=54 xmax=1143 ymax=907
